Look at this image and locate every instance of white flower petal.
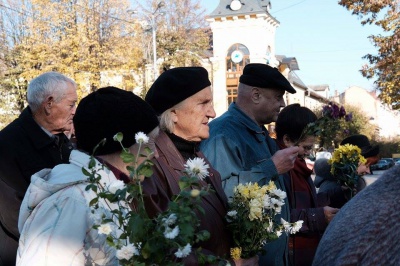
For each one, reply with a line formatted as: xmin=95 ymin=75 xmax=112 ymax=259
xmin=135 ymin=132 xmax=149 ymax=144
xmin=98 ymin=223 xmax=113 ymax=235
xmin=162 ymin=213 xmax=177 ymax=226
xmin=108 ymin=179 xmax=125 ymax=194
xmin=227 ymin=210 xmax=237 ymax=217
xmin=184 ymin=157 xmax=209 ymax=180
xmin=116 ymin=244 xmax=139 ymax=260
xmin=164 ymin=226 xmax=180 ymax=239
xmin=174 ymin=243 xmax=192 ymax=258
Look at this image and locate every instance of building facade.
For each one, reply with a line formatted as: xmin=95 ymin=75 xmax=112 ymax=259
xmin=206 ymin=0 xmax=329 ymax=117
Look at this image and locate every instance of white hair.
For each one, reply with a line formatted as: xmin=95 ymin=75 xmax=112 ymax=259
xmin=27 ymin=72 xmax=77 ymax=112
xmin=159 ymin=100 xmax=186 ymax=133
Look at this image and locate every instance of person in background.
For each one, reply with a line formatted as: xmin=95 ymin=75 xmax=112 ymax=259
xmin=0 ymin=72 xmax=77 ymax=265
xmin=313 ymin=164 xmax=400 ymax=266
xmin=17 ymin=86 xmax=160 ymax=265
xmin=144 ymin=67 xmax=258 ymax=266
xmin=313 ymin=158 xmax=347 ymax=209
xmin=314 ymin=134 xmax=379 ymax=208
xmin=274 ymin=103 xmax=339 ymax=266
xmin=200 ymin=63 xmax=300 ymax=265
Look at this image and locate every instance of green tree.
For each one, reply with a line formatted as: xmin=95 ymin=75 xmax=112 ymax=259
xmin=339 ymin=0 xmax=400 ymax=109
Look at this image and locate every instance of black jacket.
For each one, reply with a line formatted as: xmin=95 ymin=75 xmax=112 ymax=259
xmin=0 ymin=107 xmax=73 ymax=266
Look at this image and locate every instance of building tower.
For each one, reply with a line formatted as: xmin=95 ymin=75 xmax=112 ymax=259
xmin=207 ymin=0 xmax=280 ymax=116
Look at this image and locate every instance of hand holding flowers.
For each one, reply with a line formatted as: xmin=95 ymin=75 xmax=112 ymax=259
xmin=83 ymin=132 xmax=218 ymax=265
xmin=226 ymin=182 xmax=302 ymax=259
xmin=328 ymin=143 xmax=366 ymax=199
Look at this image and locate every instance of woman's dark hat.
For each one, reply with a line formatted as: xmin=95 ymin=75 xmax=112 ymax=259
xmin=145 ymin=67 xmax=211 ymax=115
xmin=74 ymin=86 xmax=159 ymax=155
xmin=239 ymin=63 xmax=296 ymax=93
xmin=340 ymin=134 xmax=379 ymax=158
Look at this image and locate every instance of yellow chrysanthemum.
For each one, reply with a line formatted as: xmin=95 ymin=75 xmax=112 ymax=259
xmin=329 ymin=144 xmax=363 ymax=165
xmin=230 ymin=247 xmax=242 ymax=260
xmin=238 ymin=185 xmax=250 ymax=199
xmin=359 ymin=155 xmax=367 ymax=164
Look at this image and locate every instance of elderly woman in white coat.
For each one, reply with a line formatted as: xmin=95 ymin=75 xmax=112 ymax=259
xmin=17 ymin=87 xmax=159 ymax=265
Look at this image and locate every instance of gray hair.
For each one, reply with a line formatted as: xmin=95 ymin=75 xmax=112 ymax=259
xmin=159 ymin=100 xmax=185 ymax=133
xmin=27 ymin=72 xmax=77 ymax=112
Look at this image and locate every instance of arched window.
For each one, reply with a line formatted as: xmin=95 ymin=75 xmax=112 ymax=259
xmin=226 ymin=43 xmax=250 ymax=104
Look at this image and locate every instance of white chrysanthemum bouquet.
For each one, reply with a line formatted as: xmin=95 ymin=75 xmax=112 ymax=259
xmin=84 ymin=132 xmax=218 ymax=265
xmin=226 ymin=181 xmax=303 ymax=260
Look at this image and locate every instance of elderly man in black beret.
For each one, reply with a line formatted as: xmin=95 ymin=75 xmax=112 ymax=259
xmin=144 ymin=67 xmax=258 ymax=265
xmin=201 ymin=63 xmax=300 ymax=266
xmin=17 ymin=86 xmax=160 ymax=264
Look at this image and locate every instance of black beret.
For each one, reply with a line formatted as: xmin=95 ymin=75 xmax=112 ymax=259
xmin=73 ymin=86 xmax=159 ymax=155
xmin=239 ymin=63 xmax=296 ymax=93
xmin=145 ymin=67 xmax=211 ymax=115
xmin=340 ymin=134 xmax=379 ymax=158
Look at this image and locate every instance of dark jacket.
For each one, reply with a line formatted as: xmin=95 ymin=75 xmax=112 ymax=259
xmin=142 ymin=131 xmax=232 ymax=264
xmin=0 ymin=107 xmax=73 ymax=266
xmin=313 ymin=165 xmax=400 ymax=266
xmin=314 ymin=158 xmax=366 ymax=209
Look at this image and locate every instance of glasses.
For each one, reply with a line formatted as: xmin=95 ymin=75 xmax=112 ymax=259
xmin=302 ymin=145 xmax=313 ymax=151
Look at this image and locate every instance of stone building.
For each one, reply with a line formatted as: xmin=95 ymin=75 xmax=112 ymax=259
xmin=205 ymin=0 xmax=329 ymax=118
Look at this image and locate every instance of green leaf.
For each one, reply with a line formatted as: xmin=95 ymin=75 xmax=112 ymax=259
xmin=136 ymin=163 xmax=154 ymax=177
xmin=89 ymin=197 xmax=98 ymax=206
xmin=120 ymin=150 xmax=135 ymax=163
xmin=88 ymin=157 xmax=96 ymax=169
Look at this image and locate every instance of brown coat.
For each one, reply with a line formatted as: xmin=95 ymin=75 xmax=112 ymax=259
xmin=142 ymin=131 xmax=232 ymax=264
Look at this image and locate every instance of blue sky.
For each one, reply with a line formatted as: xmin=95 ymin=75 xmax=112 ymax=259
xmin=202 ymin=0 xmax=382 ymax=95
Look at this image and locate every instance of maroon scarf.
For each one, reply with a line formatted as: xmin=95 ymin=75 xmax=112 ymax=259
xmin=291 ymin=157 xmax=315 ymax=209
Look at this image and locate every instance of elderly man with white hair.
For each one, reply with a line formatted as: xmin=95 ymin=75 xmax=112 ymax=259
xmin=0 ymin=72 xmax=77 ymax=265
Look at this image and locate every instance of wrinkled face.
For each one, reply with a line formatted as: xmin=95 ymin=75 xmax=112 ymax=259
xmin=172 ymin=87 xmax=216 ymax=142
xmin=255 ymin=87 xmax=286 ymax=125
xmin=46 ymin=83 xmax=78 ymax=134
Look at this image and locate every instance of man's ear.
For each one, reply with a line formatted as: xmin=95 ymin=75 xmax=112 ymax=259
xmin=251 ymin=87 xmax=261 ymax=103
xmin=170 ymin=109 xmax=178 ymax=123
xmin=44 ymin=96 xmax=54 ymax=115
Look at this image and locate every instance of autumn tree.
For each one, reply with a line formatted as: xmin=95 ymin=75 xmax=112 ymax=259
xmin=341 ymin=104 xmax=378 ymax=140
xmin=133 ymin=0 xmax=210 ymax=73
xmin=339 ymin=0 xmax=400 ymax=109
xmin=0 ymin=0 xmax=144 ymax=128
xmin=0 ymin=0 xmax=32 ymax=114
